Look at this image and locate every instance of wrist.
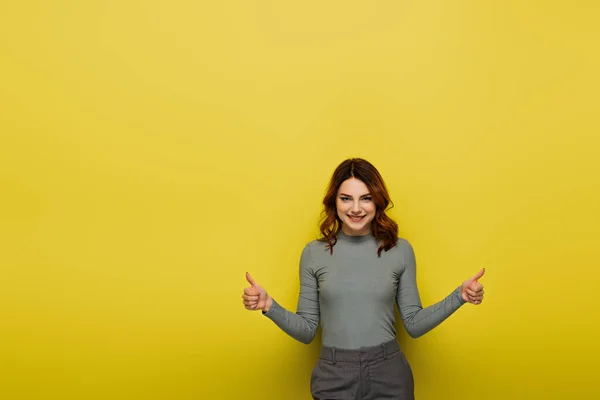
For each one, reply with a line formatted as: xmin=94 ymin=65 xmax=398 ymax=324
xmin=459 ymin=286 xmax=467 ymax=303
xmin=263 ymin=295 xmax=273 ymax=313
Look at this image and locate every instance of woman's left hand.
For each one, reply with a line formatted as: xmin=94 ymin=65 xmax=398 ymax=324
xmin=461 ymin=268 xmax=485 ymax=305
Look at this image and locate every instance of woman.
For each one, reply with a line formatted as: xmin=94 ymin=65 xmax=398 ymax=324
xmin=242 ymin=158 xmax=485 ymax=400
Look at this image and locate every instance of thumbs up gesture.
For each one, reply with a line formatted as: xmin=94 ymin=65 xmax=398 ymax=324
xmin=460 ymin=268 xmax=485 ymax=305
xmin=242 ymin=272 xmax=272 ymax=312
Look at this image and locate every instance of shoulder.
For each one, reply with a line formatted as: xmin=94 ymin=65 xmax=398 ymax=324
xmin=383 ymin=237 xmax=416 ymax=262
xmin=298 ymin=239 xmax=329 ymax=269
xmin=392 ymin=237 xmax=416 ymax=267
xmin=394 ymin=237 xmax=414 ymax=252
xmin=302 ymin=238 xmax=330 ymax=256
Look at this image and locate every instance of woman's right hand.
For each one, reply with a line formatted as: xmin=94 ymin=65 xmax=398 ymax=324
xmin=242 ymin=272 xmax=272 ymax=312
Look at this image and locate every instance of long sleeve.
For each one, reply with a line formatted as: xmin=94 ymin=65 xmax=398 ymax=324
xmin=396 ymin=240 xmax=466 ymax=338
xmin=262 ymin=244 xmax=321 ymax=344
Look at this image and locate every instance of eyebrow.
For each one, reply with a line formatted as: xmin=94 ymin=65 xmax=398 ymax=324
xmin=339 ymin=193 xmax=372 ymax=198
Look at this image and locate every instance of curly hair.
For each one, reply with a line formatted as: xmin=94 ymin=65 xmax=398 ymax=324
xmin=318 ymin=158 xmax=398 ymax=256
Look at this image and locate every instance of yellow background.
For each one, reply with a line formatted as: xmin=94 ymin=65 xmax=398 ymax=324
xmin=1 ymin=1 xmax=599 ymax=399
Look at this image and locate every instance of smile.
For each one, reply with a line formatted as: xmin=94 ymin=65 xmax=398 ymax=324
xmin=348 ymin=215 xmax=366 ymax=222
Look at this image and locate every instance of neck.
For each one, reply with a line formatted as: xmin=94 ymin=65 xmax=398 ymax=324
xmin=340 ymin=225 xmax=372 ymax=237
xmin=337 ymin=229 xmax=372 ymax=244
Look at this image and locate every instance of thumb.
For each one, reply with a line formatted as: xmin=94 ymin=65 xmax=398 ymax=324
xmin=471 ymin=268 xmax=485 ymax=282
xmin=246 ymin=272 xmax=258 ymax=287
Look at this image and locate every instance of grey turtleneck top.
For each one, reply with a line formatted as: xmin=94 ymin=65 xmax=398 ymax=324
xmin=263 ymin=230 xmax=466 ymax=349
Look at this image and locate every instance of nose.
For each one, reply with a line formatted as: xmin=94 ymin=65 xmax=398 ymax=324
xmin=351 ymin=201 xmax=361 ymax=214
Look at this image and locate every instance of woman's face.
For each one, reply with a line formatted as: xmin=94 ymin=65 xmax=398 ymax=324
xmin=336 ymin=178 xmax=376 ymax=236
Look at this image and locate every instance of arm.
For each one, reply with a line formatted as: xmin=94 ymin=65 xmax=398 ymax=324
xmin=262 ymin=244 xmax=320 ymax=344
xmin=396 ymin=239 xmax=466 ymax=338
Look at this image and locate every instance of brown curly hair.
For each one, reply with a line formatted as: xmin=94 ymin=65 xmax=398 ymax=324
xmin=318 ymin=158 xmax=398 ymax=256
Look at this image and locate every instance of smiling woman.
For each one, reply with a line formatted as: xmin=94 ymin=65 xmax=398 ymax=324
xmin=336 ymin=178 xmax=376 ymax=234
xmin=241 ymin=158 xmax=486 ymax=400
xmin=319 ymin=158 xmax=398 ymax=255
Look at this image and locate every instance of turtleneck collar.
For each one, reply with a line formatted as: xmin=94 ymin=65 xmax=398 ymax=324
xmin=337 ymin=229 xmax=374 ymax=243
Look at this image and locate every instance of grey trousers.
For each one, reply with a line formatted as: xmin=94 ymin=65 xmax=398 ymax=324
xmin=310 ymin=339 xmax=415 ymax=400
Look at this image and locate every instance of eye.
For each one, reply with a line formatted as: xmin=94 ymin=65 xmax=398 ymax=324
xmin=340 ymin=196 xmax=351 ymax=202
xmin=362 ymin=197 xmax=372 ymax=201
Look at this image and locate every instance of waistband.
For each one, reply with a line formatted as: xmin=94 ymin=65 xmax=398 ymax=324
xmin=318 ymin=339 xmax=401 ymax=364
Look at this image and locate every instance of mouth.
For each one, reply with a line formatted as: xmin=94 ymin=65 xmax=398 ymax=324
xmin=348 ymin=215 xmax=366 ymax=223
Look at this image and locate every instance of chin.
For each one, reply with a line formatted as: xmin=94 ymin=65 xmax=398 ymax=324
xmin=344 ymin=219 xmax=373 ymax=233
